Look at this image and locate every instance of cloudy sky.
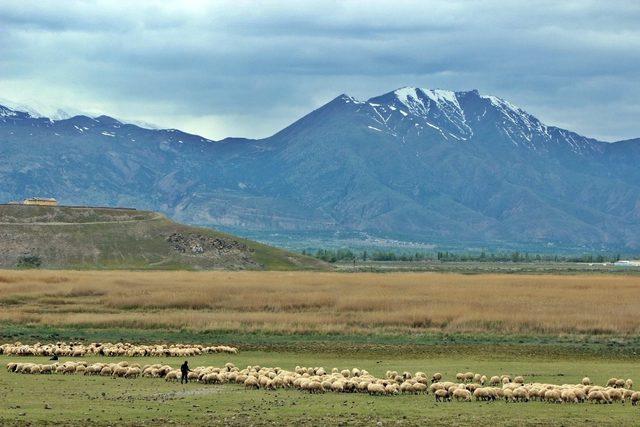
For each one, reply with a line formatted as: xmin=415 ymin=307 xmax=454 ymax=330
xmin=0 ymin=0 xmax=638 ymax=141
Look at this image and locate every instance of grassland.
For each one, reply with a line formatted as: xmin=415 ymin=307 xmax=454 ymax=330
xmin=2 ymin=350 xmax=639 ymax=426
xmin=2 ymin=270 xmax=640 ymax=425
xmin=1 ymin=270 xmax=640 ymax=337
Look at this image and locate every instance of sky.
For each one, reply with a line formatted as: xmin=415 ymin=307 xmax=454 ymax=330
xmin=0 ymin=0 xmax=638 ymax=141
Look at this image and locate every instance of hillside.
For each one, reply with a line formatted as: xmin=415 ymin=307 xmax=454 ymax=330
xmin=0 ymin=205 xmax=327 ymax=270
xmin=1 ymin=89 xmax=639 ymax=250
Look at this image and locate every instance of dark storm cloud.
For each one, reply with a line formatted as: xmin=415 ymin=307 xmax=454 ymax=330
xmin=0 ymin=0 xmax=638 ymax=141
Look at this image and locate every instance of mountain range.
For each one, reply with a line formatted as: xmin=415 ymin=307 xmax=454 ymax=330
xmin=1 ymin=87 xmax=639 ymax=251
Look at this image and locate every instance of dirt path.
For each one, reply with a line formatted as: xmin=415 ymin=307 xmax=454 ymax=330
xmin=0 ymin=212 xmax=163 ymax=226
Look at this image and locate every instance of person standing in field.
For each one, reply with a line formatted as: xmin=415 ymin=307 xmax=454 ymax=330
xmin=180 ymin=361 xmax=190 ymax=384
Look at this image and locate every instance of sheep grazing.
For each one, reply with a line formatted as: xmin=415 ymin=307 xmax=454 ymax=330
xmin=588 ymin=390 xmax=609 ymax=404
xmin=434 ymin=389 xmax=450 ymax=402
xmin=452 ymin=388 xmax=472 ymax=402
xmin=0 ymin=341 xmax=238 ymax=357
xmin=124 ymin=367 xmax=141 ymax=378
xmin=5 ymin=359 xmax=637 ymax=409
xmin=431 ymin=373 xmax=442 ymax=383
xmin=463 ymin=372 xmax=474 ymax=383
xmin=544 ymin=389 xmax=562 ymax=404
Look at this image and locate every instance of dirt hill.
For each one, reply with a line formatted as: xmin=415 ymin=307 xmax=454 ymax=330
xmin=0 ymin=205 xmax=328 ymax=270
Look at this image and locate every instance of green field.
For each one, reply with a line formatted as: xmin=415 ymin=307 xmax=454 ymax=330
xmin=1 ymin=347 xmax=639 ymax=426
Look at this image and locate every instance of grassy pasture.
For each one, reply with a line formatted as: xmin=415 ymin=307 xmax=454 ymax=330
xmin=1 ymin=351 xmax=639 ymax=426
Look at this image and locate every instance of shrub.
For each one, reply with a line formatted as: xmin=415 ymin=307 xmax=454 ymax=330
xmin=17 ymin=254 xmax=42 ymax=269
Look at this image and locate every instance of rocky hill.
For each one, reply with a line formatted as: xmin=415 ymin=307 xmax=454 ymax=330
xmin=0 ymin=205 xmax=327 ymax=270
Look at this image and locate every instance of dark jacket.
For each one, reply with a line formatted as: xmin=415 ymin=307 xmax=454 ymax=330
xmin=181 ymin=362 xmax=190 ymax=374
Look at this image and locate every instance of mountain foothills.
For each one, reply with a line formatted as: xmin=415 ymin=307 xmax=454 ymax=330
xmin=0 ymin=204 xmax=326 ymax=270
xmin=1 ymin=87 xmax=639 ymax=250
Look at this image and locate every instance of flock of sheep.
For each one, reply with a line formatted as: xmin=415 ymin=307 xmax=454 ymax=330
xmin=6 ymin=360 xmax=640 ymax=405
xmin=0 ymin=342 xmax=237 ymax=357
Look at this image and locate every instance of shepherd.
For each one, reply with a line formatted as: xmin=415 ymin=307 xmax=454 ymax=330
xmin=180 ymin=360 xmax=190 ymax=384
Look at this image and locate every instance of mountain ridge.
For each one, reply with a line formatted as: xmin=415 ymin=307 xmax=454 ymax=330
xmin=1 ymin=88 xmax=639 ymax=250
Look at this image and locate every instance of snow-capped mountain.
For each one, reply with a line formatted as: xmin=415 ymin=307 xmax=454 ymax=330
xmin=0 ymin=98 xmax=160 ymax=129
xmin=347 ymin=87 xmax=601 ymax=154
xmin=1 ymin=88 xmax=639 ymax=250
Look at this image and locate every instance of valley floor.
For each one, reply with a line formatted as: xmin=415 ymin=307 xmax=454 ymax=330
xmin=1 ymin=348 xmax=639 ymax=426
xmin=1 ymin=270 xmax=639 ymax=425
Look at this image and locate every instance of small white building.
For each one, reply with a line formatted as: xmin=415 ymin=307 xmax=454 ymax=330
xmin=614 ymin=260 xmax=640 ymax=267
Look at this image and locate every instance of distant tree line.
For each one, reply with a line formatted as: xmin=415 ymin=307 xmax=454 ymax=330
xmin=303 ymin=249 xmax=625 ymax=264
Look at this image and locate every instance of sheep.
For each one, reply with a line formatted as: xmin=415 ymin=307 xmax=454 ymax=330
xmin=112 ymin=366 xmax=128 ymax=378
xmin=386 ymin=383 xmax=400 ymax=395
xmin=434 ymin=389 xmax=450 ymax=402
xmin=489 ymin=376 xmax=501 ymax=386
xmin=164 ymin=371 xmax=179 ymax=382
xmin=412 ymin=383 xmax=428 ymax=394
xmin=5 ymin=358 xmax=636 ymax=410
xmin=452 ymin=388 xmax=472 ymax=402
xmin=561 ymin=389 xmax=578 ymax=404
xmin=503 ymin=389 xmax=514 ymax=402
xmin=607 ymin=378 xmax=618 ymax=387
xmin=626 ymin=379 xmax=633 ymax=389
xmin=544 ymin=389 xmax=562 ymax=404
xmin=365 ymin=383 xmax=384 ymax=396
xmin=331 ymin=381 xmax=345 ymax=392
xmin=244 ymin=377 xmax=259 ymax=389
xmin=431 ymin=373 xmax=442 ymax=383
xmin=588 ymin=390 xmax=609 ymax=404
xmin=466 ymin=383 xmax=479 ymax=392
xmin=0 ymin=341 xmax=239 ymax=357
xmin=513 ymin=387 xmax=529 ymax=402
xmin=473 ymin=388 xmax=489 ymax=401
xmin=124 ymin=367 xmax=141 ymax=378
xmin=607 ymin=388 xmax=624 ymax=403
xmin=306 ymin=381 xmax=324 ymax=394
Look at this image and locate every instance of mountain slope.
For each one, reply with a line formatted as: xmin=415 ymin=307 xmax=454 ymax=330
xmin=0 ymin=204 xmax=327 ymax=270
xmin=1 ymin=88 xmax=639 ymax=250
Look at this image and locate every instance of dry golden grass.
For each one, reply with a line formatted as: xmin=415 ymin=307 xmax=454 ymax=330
xmin=1 ymin=270 xmax=639 ymax=335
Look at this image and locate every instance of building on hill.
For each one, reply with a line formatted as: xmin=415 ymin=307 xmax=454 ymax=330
xmin=23 ymin=197 xmax=58 ymax=206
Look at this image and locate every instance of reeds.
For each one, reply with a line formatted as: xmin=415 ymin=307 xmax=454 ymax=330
xmin=0 ymin=270 xmax=639 ymax=335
